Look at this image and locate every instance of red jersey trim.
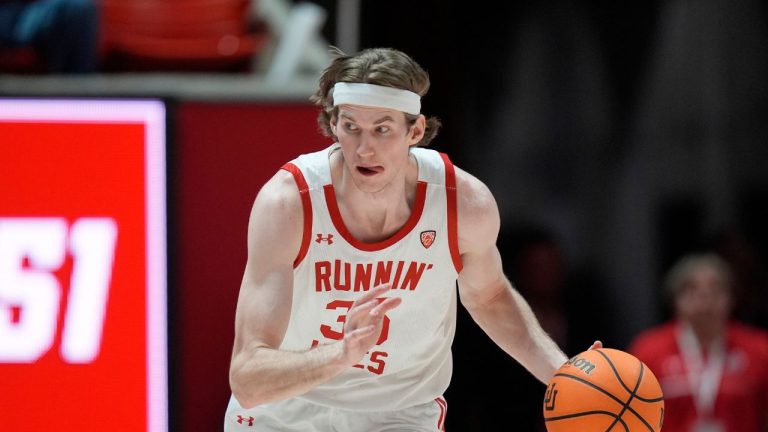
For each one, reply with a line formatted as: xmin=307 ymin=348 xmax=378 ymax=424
xmin=323 ymin=181 xmax=427 ymax=252
xmin=281 ymin=163 xmax=312 ymax=268
xmin=435 ymin=397 xmax=447 ymax=431
xmin=440 ymin=153 xmax=463 ymax=273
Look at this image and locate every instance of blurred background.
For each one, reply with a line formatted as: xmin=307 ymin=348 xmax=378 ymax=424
xmin=2 ymin=0 xmax=767 ymax=430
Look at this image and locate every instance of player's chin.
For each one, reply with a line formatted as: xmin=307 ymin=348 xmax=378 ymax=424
xmin=351 ymin=177 xmax=388 ymax=194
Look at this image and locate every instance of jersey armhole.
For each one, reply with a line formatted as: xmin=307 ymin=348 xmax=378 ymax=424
xmin=439 ymin=153 xmax=463 ymax=273
xmin=281 ymin=163 xmax=312 ymax=268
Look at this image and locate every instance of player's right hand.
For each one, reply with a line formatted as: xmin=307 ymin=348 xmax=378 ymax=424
xmin=338 ymin=283 xmax=402 ymax=366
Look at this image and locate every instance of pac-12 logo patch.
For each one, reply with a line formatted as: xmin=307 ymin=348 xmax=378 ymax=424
xmin=420 ymin=230 xmax=436 ymax=249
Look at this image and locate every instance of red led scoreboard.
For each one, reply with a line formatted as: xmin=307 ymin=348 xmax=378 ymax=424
xmin=0 ymin=99 xmax=168 ymax=431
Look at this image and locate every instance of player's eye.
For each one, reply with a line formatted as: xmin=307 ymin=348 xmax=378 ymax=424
xmin=344 ymin=123 xmax=359 ymax=132
xmin=375 ymin=126 xmax=390 ymax=134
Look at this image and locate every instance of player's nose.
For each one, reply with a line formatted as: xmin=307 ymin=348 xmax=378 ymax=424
xmin=356 ymin=134 xmax=375 ymax=158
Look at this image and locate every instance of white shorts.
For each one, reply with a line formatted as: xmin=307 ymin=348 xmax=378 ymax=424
xmin=224 ymin=395 xmax=448 ymax=432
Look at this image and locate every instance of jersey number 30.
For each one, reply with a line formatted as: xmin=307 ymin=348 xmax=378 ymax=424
xmin=316 ymin=299 xmax=391 ymax=375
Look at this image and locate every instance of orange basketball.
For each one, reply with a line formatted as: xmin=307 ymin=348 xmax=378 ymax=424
xmin=543 ymin=348 xmax=664 ymax=432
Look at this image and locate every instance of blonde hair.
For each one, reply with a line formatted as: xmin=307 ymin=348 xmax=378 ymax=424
xmin=310 ymin=47 xmax=441 ymax=146
xmin=664 ymin=253 xmax=733 ymax=301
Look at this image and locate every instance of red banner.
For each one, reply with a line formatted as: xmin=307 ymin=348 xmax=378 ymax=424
xmin=0 ymin=100 xmax=167 ymax=431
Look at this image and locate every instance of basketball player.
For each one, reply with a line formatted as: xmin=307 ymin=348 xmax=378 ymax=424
xmin=225 ymin=47 xmax=598 ymax=431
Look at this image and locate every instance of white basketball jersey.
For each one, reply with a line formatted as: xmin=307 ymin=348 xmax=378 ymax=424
xmin=277 ymin=144 xmax=462 ymax=411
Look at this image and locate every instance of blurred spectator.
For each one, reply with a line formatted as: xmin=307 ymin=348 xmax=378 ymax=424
xmin=630 ymin=253 xmax=768 ymax=432
xmin=0 ymin=0 xmax=98 ymax=73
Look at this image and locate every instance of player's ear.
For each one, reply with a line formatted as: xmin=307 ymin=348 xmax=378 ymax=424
xmin=408 ymin=115 xmax=426 ymax=145
xmin=330 ymin=115 xmax=338 ymax=135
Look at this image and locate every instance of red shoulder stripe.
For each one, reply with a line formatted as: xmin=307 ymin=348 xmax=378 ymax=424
xmin=281 ymin=163 xmax=312 ymax=268
xmin=439 ymin=153 xmax=463 ymax=273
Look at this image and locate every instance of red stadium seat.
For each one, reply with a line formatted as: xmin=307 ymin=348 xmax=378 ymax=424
xmin=100 ymin=0 xmax=268 ymax=72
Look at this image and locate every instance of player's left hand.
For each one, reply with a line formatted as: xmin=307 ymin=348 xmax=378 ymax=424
xmin=338 ymin=283 xmax=402 ymax=366
xmin=588 ymin=340 xmax=603 ymax=350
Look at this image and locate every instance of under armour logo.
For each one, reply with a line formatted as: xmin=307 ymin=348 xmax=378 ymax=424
xmin=315 ymin=234 xmax=334 ymax=244
xmin=236 ymin=415 xmax=255 ymax=426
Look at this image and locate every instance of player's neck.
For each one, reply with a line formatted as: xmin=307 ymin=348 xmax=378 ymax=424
xmin=331 ymin=155 xmax=419 ymax=242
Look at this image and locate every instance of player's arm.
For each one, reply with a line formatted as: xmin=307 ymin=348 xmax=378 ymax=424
xmin=454 ymin=167 xmax=568 ymax=384
xmin=228 ymin=170 xmax=398 ymax=408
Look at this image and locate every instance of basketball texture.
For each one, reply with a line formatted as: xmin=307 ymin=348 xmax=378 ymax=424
xmin=543 ymin=348 xmax=664 ymax=432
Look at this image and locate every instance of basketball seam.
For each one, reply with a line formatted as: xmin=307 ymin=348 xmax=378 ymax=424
xmin=595 ymin=349 xmax=662 ymax=402
xmin=603 ymin=362 xmax=644 ymax=432
xmin=595 ymin=350 xmax=658 ymax=432
xmin=548 ymin=373 xmax=653 ymax=432
xmin=544 ymin=410 xmax=629 ymax=431
xmin=549 ymin=373 xmax=625 ymax=408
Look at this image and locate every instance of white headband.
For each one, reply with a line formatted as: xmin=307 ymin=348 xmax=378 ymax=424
xmin=332 ymin=82 xmax=421 ymax=115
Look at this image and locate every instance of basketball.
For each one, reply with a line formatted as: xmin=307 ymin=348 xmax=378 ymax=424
xmin=543 ymin=348 xmax=664 ymax=432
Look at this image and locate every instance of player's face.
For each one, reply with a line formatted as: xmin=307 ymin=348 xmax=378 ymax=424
xmin=331 ymin=105 xmax=424 ymax=193
xmin=675 ymin=265 xmax=731 ymax=330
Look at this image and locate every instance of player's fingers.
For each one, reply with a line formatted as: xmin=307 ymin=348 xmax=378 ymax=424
xmin=347 ymin=299 xmax=378 ymax=321
xmin=351 ymin=284 xmax=392 ymax=307
xmin=345 ymin=325 xmax=376 ymax=342
xmin=588 ymin=340 xmax=603 ymax=350
xmin=371 ymin=296 xmax=402 ymax=316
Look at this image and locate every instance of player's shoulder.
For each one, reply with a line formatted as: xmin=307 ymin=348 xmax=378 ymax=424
xmin=452 ymin=164 xmax=500 ymax=249
xmin=453 ymin=165 xmax=497 ymax=217
xmin=250 ymin=168 xmax=303 ymax=222
xmin=244 ymin=168 xmax=305 ymax=258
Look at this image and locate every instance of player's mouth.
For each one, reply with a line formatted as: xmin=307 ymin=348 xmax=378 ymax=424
xmin=357 ymin=165 xmax=383 ymax=176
